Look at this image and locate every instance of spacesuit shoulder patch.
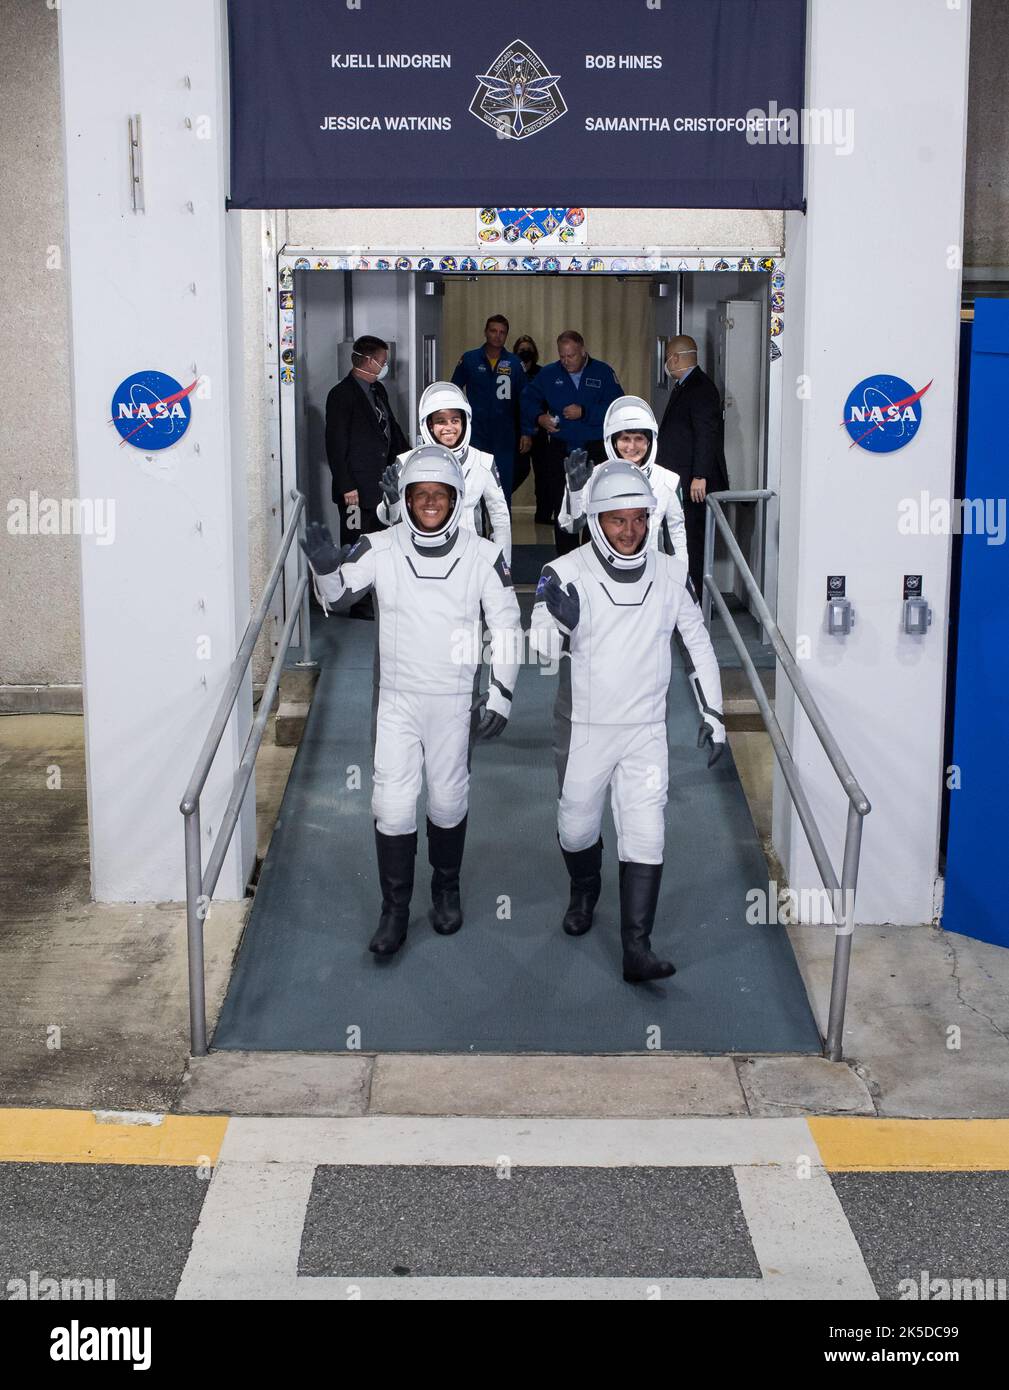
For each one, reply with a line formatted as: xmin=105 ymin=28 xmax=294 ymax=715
xmin=345 ymin=535 xmax=373 ymax=561
xmin=493 ymin=551 xmax=513 ymax=588
xmin=535 ymin=564 xmax=560 ymax=601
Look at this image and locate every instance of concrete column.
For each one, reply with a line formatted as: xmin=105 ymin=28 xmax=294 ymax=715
xmin=775 ymin=0 xmax=971 ymax=924
xmin=59 ymin=0 xmax=254 ymax=901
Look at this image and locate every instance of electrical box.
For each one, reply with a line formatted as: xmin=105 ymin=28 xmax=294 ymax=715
xmin=826 ymin=576 xmax=854 ymax=636
xmin=902 ymin=575 xmax=932 ymax=635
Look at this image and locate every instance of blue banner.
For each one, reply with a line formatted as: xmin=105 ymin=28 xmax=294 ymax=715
xmin=227 ymin=0 xmax=806 ymax=210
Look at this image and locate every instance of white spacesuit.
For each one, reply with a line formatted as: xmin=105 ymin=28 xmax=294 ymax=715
xmin=303 ymin=445 xmax=522 ymax=957
xmin=558 ymin=395 xmax=687 ymax=560
xmin=377 ymin=380 xmax=512 ymax=563
xmin=530 ymin=459 xmax=725 ymax=983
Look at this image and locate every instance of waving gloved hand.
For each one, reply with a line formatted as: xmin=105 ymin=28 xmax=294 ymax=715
xmin=542 ymin=573 xmax=580 ymax=634
xmin=380 ymin=462 xmax=400 ymax=511
xmin=563 ymin=447 xmax=593 ymax=495
xmin=697 ymin=718 xmax=727 ymax=768
xmin=299 ymin=522 xmax=355 ymax=576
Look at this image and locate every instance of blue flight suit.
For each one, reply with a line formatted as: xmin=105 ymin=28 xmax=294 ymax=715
xmin=451 ymin=346 xmax=526 ymax=500
xmin=519 ymin=356 xmax=624 ymax=454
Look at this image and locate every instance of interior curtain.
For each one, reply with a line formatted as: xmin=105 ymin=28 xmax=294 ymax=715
xmin=441 ymin=276 xmax=653 ymax=404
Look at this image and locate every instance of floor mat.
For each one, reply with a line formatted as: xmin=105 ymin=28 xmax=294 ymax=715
xmin=213 ymin=609 xmax=820 ymax=1053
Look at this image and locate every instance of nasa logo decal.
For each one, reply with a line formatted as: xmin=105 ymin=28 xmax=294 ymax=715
xmin=471 ymin=40 xmax=565 ymax=141
xmin=110 ymin=370 xmax=196 ymax=451
xmin=842 ymin=374 xmax=932 ymax=453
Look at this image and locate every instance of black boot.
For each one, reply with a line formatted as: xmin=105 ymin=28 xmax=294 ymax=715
xmin=427 ymin=815 xmax=467 ymax=935
xmin=619 ymin=861 xmax=675 ymax=984
xmin=560 ymin=838 xmax=603 ymax=936
xmin=369 ymin=827 xmax=417 ymax=956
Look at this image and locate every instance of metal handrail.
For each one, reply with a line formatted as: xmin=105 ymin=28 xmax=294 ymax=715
xmin=703 ymin=489 xmax=871 ymax=1061
xmin=180 ymin=488 xmax=313 ymax=1056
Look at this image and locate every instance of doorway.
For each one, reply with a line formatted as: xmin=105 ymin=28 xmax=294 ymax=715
xmin=288 ymin=261 xmax=777 ymax=609
xmin=213 ymin=249 xmax=816 ymax=1056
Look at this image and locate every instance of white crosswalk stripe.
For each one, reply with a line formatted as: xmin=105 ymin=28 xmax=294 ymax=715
xmin=177 ymin=1118 xmax=876 ymax=1301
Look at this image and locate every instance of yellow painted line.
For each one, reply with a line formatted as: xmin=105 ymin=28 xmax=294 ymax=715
xmin=810 ymin=1118 xmax=1009 ymax=1172
xmin=0 ymin=1109 xmax=228 ymax=1166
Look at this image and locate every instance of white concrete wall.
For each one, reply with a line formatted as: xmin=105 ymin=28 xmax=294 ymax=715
xmin=0 ymin=3 xmax=274 ymax=691
xmin=285 ymin=207 xmax=784 ymax=254
xmin=60 ymin=0 xmax=255 ymax=900
xmin=240 ymin=208 xmax=279 ymax=683
xmin=774 ymin=0 xmax=971 ymax=925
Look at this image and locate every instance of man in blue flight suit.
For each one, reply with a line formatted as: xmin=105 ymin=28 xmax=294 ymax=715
xmin=451 ymin=314 xmax=526 ymax=503
xmin=519 ymin=330 xmax=624 ymax=553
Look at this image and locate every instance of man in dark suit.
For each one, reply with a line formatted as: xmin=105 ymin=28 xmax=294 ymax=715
xmin=325 ymin=335 xmax=409 ymax=616
xmin=656 ymin=336 xmax=730 ymax=598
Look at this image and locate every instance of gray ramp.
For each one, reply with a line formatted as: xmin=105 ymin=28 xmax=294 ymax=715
xmin=213 ymin=607 xmax=821 ymax=1054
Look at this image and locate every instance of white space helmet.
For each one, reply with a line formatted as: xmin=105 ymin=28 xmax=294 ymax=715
xmin=399 ymin=444 xmax=465 ymax=546
xmin=584 ymin=458 xmax=657 ymax=570
xmin=603 ymin=395 xmax=658 ymax=473
xmin=418 ymin=381 xmax=472 ymax=461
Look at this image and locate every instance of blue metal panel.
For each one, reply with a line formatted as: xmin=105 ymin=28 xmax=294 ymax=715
xmin=943 ymin=299 xmax=1009 ymax=947
xmin=939 ymin=317 xmax=973 ymax=859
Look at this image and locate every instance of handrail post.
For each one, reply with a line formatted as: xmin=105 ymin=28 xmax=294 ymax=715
xmin=702 ymin=502 xmax=716 ymax=628
xmin=294 ymin=487 xmax=316 ymax=669
xmin=180 ymin=488 xmax=310 ymax=1057
xmin=702 ymin=487 xmax=870 ymax=1063
xmin=184 ymin=803 xmax=208 ymax=1057
xmin=824 ymin=801 xmax=864 ymax=1061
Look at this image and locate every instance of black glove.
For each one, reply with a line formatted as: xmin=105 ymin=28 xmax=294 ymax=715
xmin=299 ymin=522 xmax=354 ymax=576
xmin=542 ymin=574 xmax=580 ymax=633
xmin=563 ymin=447 xmax=593 ymax=494
xmin=380 ymin=462 xmax=400 ymax=510
xmin=697 ymin=722 xmax=726 ymax=768
xmin=473 ymin=696 xmax=508 ymax=741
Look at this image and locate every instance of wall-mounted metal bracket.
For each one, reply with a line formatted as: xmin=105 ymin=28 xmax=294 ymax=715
xmin=128 ymin=115 xmax=145 ymax=213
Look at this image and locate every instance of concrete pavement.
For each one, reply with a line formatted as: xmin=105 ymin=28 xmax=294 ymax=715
xmin=2 ymin=1110 xmax=1007 ymax=1301
xmin=1 ymin=713 xmax=1007 ymax=1119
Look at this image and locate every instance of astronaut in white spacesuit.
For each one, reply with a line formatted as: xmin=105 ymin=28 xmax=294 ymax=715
xmin=377 ymin=380 xmax=512 ymax=562
xmin=302 ymin=445 xmax=522 ymax=958
xmin=558 ymin=395 xmax=687 ymax=561
xmin=530 ymin=459 xmax=725 ymax=984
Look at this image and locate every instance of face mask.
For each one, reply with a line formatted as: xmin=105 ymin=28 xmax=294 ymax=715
xmin=372 ymin=360 xmax=390 ymax=381
xmin=518 ymin=349 xmax=534 ymax=363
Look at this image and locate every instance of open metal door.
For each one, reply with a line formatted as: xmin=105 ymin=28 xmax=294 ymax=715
xmin=294 ymin=268 xmax=348 ymax=545
xmin=410 ymin=272 xmax=444 ymax=442
xmin=649 ymin=273 xmax=681 ymax=421
xmin=717 ymin=299 xmax=767 ymax=610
